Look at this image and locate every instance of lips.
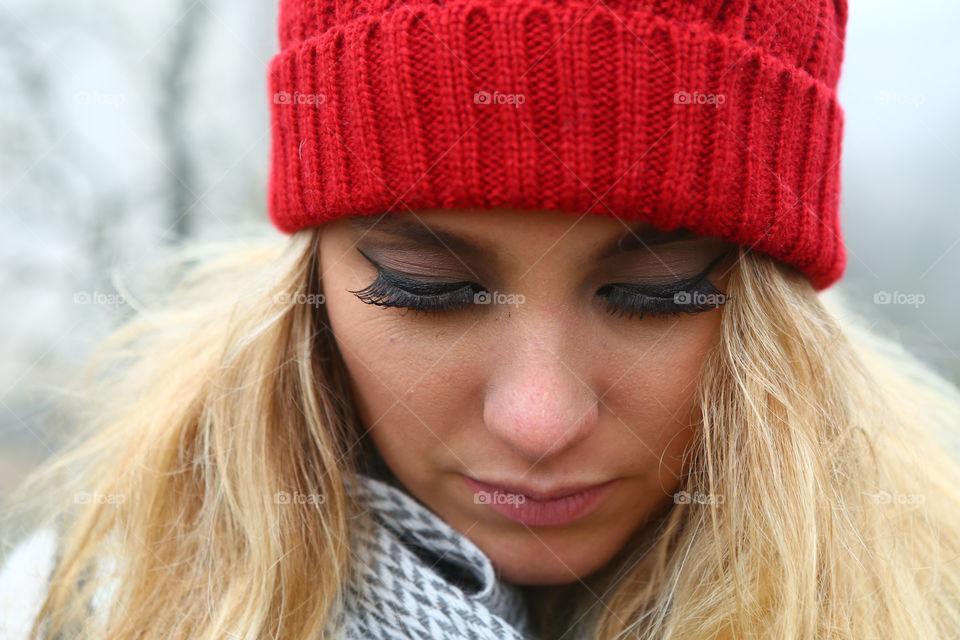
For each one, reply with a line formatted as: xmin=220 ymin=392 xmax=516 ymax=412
xmin=463 ymin=474 xmax=617 ymax=527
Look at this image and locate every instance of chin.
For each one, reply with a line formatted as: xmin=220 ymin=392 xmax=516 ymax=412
xmin=496 ymin=560 xmax=594 ymax=585
xmin=475 ymin=528 xmax=623 ymax=586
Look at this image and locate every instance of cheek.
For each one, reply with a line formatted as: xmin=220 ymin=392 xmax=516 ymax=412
xmin=603 ymin=314 xmax=720 ymax=481
xmin=321 ymin=266 xmax=482 ymax=477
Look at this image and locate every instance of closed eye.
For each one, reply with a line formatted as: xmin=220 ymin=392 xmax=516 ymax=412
xmin=348 ymin=248 xmax=730 ymax=319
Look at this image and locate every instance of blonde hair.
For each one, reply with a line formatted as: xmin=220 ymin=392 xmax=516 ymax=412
xmin=5 ymin=228 xmax=960 ymax=639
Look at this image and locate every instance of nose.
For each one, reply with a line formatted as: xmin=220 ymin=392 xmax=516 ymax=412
xmin=483 ymin=334 xmax=600 ymax=462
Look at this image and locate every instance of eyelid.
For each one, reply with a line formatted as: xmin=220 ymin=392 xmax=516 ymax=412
xmin=357 ymin=245 xmax=730 ymax=295
xmin=356 ymin=246 xmax=479 ymax=286
xmin=607 ymin=250 xmax=729 ymax=292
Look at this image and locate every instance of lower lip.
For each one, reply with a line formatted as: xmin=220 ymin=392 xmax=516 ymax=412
xmin=463 ymin=475 xmax=617 ymax=527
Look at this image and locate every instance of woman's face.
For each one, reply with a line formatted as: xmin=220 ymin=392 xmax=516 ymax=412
xmin=319 ymin=207 xmax=733 ymax=585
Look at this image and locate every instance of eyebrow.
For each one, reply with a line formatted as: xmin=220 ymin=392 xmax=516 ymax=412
xmin=347 ymin=213 xmax=704 ymax=259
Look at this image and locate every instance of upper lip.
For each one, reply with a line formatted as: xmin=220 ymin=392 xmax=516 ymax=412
xmin=466 ymin=475 xmax=614 ymax=501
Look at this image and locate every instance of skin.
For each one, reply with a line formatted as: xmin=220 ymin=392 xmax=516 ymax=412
xmin=318 ymin=207 xmax=735 ymax=585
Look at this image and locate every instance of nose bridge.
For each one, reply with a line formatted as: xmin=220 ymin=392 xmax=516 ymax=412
xmin=482 ymin=311 xmax=600 ymax=461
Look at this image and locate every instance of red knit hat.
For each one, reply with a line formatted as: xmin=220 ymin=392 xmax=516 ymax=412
xmin=267 ymin=0 xmax=848 ymax=290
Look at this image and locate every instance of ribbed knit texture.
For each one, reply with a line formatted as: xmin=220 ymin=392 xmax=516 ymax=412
xmin=267 ymin=0 xmax=848 ymax=290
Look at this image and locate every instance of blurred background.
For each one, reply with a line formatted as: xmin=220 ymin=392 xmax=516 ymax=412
xmin=1 ymin=0 xmax=959 ymax=542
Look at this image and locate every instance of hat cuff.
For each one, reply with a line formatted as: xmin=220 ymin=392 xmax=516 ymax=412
xmin=267 ymin=2 xmax=845 ymax=290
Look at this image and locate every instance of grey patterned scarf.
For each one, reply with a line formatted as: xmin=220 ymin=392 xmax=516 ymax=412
xmin=1 ymin=474 xmax=562 ymax=639
xmin=329 ymin=472 xmax=537 ymax=639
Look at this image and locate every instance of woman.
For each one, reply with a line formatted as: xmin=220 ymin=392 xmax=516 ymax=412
xmin=4 ymin=0 xmax=960 ymax=638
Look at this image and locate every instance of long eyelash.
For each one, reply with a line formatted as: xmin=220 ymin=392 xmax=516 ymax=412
xmin=598 ymin=278 xmax=727 ymax=320
xmin=596 ymin=251 xmax=731 ymax=320
xmin=349 ymin=248 xmax=731 ymax=319
xmin=348 ymin=247 xmax=481 ymax=314
xmin=348 ymin=272 xmax=479 ymax=314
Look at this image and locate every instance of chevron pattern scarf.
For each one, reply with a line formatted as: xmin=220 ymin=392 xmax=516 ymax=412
xmin=2 ymin=474 xmax=580 ymax=639
xmin=330 ymin=473 xmax=537 ymax=639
